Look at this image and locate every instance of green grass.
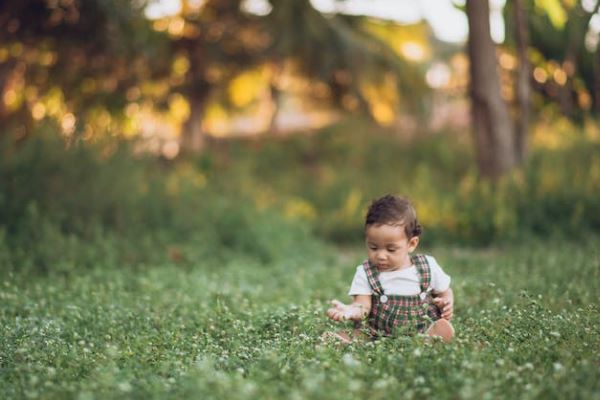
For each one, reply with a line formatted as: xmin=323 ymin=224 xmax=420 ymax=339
xmin=1 ymin=238 xmax=599 ymax=399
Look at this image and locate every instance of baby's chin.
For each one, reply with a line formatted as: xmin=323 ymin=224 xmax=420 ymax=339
xmin=375 ymin=264 xmax=397 ymax=271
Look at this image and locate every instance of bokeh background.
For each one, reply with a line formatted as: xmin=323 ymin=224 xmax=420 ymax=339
xmin=1 ymin=0 xmax=599 ymax=270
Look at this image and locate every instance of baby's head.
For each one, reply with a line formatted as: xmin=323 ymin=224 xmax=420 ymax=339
xmin=365 ymin=194 xmax=422 ymax=238
xmin=364 ymin=195 xmax=422 ymax=270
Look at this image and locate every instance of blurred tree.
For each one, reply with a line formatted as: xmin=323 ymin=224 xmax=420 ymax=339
xmin=264 ymin=0 xmax=428 ymax=127
xmin=512 ymin=0 xmax=530 ymax=164
xmin=596 ymin=37 xmax=600 ymax=114
xmin=466 ymin=0 xmax=517 ymax=180
xmin=463 ymin=0 xmax=600 ymax=178
xmin=173 ymin=0 xmax=428 ymax=151
xmin=172 ymin=0 xmax=266 ymax=151
xmin=505 ymin=0 xmax=600 ymax=119
xmin=0 ymin=0 xmax=167 ymax=139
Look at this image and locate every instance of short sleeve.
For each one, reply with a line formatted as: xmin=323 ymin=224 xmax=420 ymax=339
xmin=426 ymin=255 xmax=451 ymax=292
xmin=348 ymin=265 xmax=373 ymax=296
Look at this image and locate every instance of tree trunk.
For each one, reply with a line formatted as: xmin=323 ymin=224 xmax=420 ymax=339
xmin=268 ymin=82 xmax=282 ymax=134
xmin=595 ymin=39 xmax=600 ymax=115
xmin=266 ymin=62 xmax=282 ymax=134
xmin=178 ymin=32 xmax=211 ymax=153
xmin=466 ymin=0 xmax=516 ymax=180
xmin=513 ymin=0 xmax=530 ymax=164
xmin=181 ymin=92 xmax=207 ymax=153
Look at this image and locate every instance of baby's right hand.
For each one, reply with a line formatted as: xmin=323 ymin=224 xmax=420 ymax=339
xmin=326 ymin=299 xmax=364 ymax=321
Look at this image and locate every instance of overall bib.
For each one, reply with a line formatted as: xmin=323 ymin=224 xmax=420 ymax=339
xmin=363 ymin=254 xmax=442 ymax=336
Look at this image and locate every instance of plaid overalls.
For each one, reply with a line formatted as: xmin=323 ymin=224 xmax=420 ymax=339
xmin=363 ymin=254 xmax=442 ymax=336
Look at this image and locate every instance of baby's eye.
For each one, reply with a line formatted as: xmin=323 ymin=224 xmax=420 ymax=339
xmin=369 ymin=246 xmax=378 ymax=251
xmin=387 ymin=248 xmax=397 ymax=252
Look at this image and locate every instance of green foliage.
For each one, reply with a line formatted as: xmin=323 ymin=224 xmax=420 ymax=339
xmin=0 ymin=132 xmax=319 ymax=274
xmin=1 ymin=239 xmax=598 ymax=399
xmin=205 ymin=118 xmax=600 ymax=246
xmin=503 ymin=0 xmax=600 ymax=119
xmin=0 ymin=0 xmax=167 ymax=132
xmin=265 ymin=1 xmax=428 ymax=116
xmin=2 ymin=119 xmax=599 ymax=275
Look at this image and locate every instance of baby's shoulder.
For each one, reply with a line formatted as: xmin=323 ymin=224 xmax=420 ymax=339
xmin=420 ymin=254 xmax=449 ymax=277
xmin=425 ymin=254 xmax=438 ymax=264
xmin=415 ymin=253 xmax=439 ymax=265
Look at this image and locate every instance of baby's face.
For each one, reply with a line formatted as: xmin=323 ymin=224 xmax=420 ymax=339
xmin=365 ymin=223 xmax=419 ymax=271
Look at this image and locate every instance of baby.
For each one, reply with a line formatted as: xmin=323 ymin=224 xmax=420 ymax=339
xmin=326 ymin=194 xmax=454 ymax=343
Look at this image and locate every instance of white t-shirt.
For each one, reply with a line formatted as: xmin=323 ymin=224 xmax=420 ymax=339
xmin=348 ymin=255 xmax=451 ymax=296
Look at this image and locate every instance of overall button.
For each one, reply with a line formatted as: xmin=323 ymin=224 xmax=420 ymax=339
xmin=419 ymin=292 xmax=427 ymax=300
xmin=380 ymin=295 xmax=388 ymax=304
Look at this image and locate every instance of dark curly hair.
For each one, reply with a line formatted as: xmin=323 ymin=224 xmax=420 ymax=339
xmin=365 ymin=194 xmax=422 ymax=238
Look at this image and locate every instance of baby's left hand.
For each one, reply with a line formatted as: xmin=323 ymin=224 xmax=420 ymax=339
xmin=433 ymin=291 xmax=454 ymax=320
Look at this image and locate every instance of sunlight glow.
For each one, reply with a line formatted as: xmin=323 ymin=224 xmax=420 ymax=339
xmin=168 ymin=17 xmax=185 ymax=37
xmin=145 ymin=0 xmax=180 ymax=19
xmin=426 ymin=63 xmax=451 ymax=88
xmin=401 ymin=42 xmax=426 ymax=61
xmin=585 ymin=14 xmax=600 ymax=52
xmin=3 ymin=89 xmax=18 ymax=108
xmin=32 ymin=103 xmax=46 ymax=120
xmin=162 ymin=140 xmax=180 ymax=159
xmin=242 ymin=0 xmax=272 ymax=16
xmin=61 ymin=113 xmax=76 ymax=135
xmin=146 ymin=0 xmax=501 ymax=44
xmin=553 ymin=68 xmax=567 ymax=85
xmin=533 ymin=67 xmax=548 ymax=83
xmin=499 ymin=53 xmax=517 ymax=70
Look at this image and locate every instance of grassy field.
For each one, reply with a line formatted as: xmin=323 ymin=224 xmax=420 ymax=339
xmin=1 ymin=237 xmax=599 ymax=399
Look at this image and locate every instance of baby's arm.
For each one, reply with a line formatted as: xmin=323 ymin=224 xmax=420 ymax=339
xmin=433 ymin=288 xmax=454 ymax=320
xmin=326 ymin=295 xmax=372 ymax=321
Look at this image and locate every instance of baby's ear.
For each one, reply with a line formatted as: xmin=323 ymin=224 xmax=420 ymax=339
xmin=408 ymin=236 xmax=419 ymax=252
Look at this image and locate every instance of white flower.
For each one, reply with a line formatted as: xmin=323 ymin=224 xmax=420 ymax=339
xmin=342 ymin=353 xmax=360 ymax=368
xmin=553 ymin=362 xmax=564 ymax=372
xmin=118 ymin=382 xmax=132 ymax=392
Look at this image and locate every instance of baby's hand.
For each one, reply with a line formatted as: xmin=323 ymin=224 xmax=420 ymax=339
xmin=433 ymin=295 xmax=454 ymax=320
xmin=326 ymin=300 xmax=365 ymax=321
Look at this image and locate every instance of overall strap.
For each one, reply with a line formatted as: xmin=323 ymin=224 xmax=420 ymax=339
xmin=411 ymin=254 xmax=432 ymax=294
xmin=362 ymin=260 xmax=384 ymax=295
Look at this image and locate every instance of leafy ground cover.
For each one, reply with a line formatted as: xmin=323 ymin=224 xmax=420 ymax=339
xmin=1 ymin=237 xmax=598 ymax=399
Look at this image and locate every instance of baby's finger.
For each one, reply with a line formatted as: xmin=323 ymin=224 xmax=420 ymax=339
xmin=327 ymin=308 xmax=343 ymax=320
xmin=330 ymin=299 xmax=345 ymax=308
xmin=433 ymin=298 xmax=446 ymax=307
xmin=335 ymin=309 xmax=348 ymax=321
